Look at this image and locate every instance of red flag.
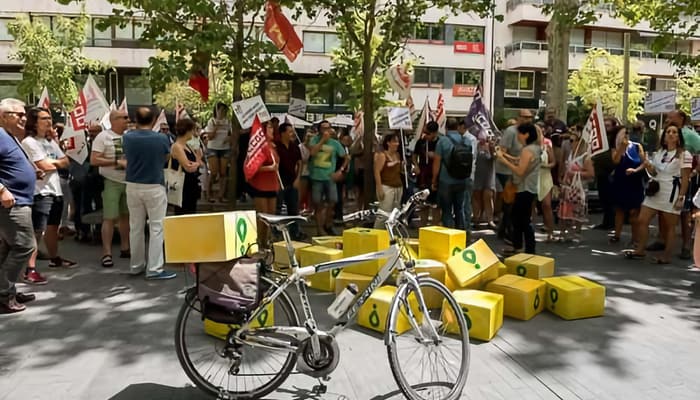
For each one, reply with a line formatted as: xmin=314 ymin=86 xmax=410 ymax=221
xmin=244 ymin=115 xmax=270 ymax=181
xmin=69 ymin=91 xmax=88 ymax=131
xmin=188 ymin=71 xmax=209 ymax=102
xmin=436 ymin=93 xmax=446 ymax=134
xmin=264 ymin=1 xmax=303 ymax=62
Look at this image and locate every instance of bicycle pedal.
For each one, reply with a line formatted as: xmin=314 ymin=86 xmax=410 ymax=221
xmin=312 ymin=383 xmax=327 ymax=395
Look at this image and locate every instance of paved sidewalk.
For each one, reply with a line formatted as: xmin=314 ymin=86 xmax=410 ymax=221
xmin=1 ymin=223 xmax=699 ymax=400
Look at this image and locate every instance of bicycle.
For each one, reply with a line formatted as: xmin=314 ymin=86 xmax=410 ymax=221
xmin=174 ymin=189 xmax=470 ymax=400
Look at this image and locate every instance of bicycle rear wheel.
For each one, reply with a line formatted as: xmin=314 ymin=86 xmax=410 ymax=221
xmin=386 ymin=276 xmax=470 ymax=400
xmin=174 ymin=276 xmax=300 ymax=399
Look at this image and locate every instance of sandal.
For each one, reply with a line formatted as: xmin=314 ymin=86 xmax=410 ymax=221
xmin=101 ymin=255 xmax=114 ymax=268
xmin=623 ymin=251 xmax=645 ymax=260
xmin=48 ymin=256 xmax=78 ymax=269
xmin=651 ymin=257 xmax=670 ymax=265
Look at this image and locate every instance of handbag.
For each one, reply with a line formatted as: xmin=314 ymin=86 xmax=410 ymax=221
xmin=197 ymin=257 xmax=262 ymax=323
xmin=164 ymin=157 xmax=185 ymax=207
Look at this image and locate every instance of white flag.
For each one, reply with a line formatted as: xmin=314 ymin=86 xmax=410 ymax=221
xmin=385 ymin=64 xmax=413 ymax=100
xmin=414 ymin=97 xmax=431 ymax=139
xmin=100 ymin=101 xmax=117 ymax=130
xmin=581 ymin=100 xmax=609 ymax=157
xmin=61 ymin=119 xmax=89 ymax=164
xmin=152 ymin=109 xmax=167 ymax=131
xmin=119 ymin=98 xmax=128 ymax=112
xmin=436 ymin=93 xmax=446 ymax=134
xmin=37 ymin=87 xmax=50 ymax=109
xmin=82 ymin=75 xmax=110 ymax=126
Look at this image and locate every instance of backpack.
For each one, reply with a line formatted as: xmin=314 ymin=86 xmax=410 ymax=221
xmin=444 ymin=134 xmax=473 ymax=180
xmin=197 ymin=256 xmax=263 ymax=324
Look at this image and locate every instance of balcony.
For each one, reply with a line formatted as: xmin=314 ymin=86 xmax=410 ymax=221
xmin=504 ymin=1 xmax=652 ymax=30
xmin=504 ymin=41 xmax=680 ymax=76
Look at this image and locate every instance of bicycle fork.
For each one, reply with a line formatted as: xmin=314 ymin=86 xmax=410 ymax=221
xmin=386 ymin=273 xmax=442 ymax=346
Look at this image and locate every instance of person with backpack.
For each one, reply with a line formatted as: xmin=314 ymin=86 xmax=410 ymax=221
xmin=431 ymin=118 xmax=474 ymax=231
xmin=458 ymin=120 xmax=479 ymax=239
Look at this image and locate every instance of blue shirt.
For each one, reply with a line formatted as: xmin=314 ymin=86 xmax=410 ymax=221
xmin=0 ymin=128 xmax=36 ymax=206
xmin=308 ymin=136 xmax=346 ymax=181
xmin=435 ymin=131 xmax=468 ymax=185
xmin=122 ymin=129 xmax=171 ymax=185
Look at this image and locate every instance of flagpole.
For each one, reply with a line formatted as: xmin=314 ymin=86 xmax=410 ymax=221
xmin=272 ymin=148 xmax=285 ymax=191
xmin=399 ymin=128 xmax=409 ymax=189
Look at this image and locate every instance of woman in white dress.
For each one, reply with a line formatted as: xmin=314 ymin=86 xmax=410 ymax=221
xmin=624 ymin=124 xmax=691 ymax=264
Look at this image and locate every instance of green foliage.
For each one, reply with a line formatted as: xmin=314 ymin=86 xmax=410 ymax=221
xmin=7 ymin=12 xmax=108 ymax=108
xmin=676 ymin=69 xmax=700 ymax=115
xmin=568 ymin=48 xmax=647 ymax=121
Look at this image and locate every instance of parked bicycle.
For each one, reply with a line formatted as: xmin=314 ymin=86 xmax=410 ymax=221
xmin=174 ymin=189 xmax=470 ymax=400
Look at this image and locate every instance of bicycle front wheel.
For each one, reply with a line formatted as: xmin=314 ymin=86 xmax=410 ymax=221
xmin=386 ymin=276 xmax=470 ymax=400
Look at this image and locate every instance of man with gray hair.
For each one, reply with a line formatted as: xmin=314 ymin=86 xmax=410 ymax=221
xmin=0 ymin=98 xmax=39 ymax=313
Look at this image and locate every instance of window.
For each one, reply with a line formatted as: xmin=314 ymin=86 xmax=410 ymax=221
xmin=0 ymin=72 xmax=22 ymax=100
xmin=124 ymin=75 xmax=152 ymax=105
xmin=31 ymin=16 xmax=53 ymax=30
xmin=655 ymin=78 xmax=676 ymax=91
xmin=93 ymin=18 xmax=112 ymax=46
xmin=591 ymin=30 xmax=623 ymax=49
xmin=410 ymin=23 xmax=444 ymax=42
xmin=414 ymin=67 xmax=444 ymax=87
xmin=114 ymin=21 xmax=133 ymax=40
xmin=303 ymin=31 xmax=340 ymax=54
xmin=0 ymin=18 xmax=13 ymax=41
xmin=453 ymin=26 xmax=484 ymax=43
xmin=454 ymin=70 xmax=482 ymax=85
xmin=504 ymin=71 xmax=535 ymax=98
xmin=264 ymin=80 xmax=291 ymax=104
xmin=305 ymin=82 xmax=329 ymax=105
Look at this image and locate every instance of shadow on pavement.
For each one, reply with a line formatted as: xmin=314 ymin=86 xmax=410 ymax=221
xmin=107 ymin=383 xmax=208 ymax=400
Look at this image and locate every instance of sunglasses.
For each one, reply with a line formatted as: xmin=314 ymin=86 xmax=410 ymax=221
xmin=5 ymin=111 xmax=26 ymax=118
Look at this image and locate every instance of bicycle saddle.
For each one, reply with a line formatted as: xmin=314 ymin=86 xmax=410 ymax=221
xmin=257 ymin=213 xmax=308 ymax=226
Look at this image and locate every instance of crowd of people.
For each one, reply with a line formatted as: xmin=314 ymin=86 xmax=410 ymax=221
xmin=2 ymin=94 xmax=700 ymax=315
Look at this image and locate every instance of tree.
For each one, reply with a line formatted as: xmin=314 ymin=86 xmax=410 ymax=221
xmin=675 ymin=69 xmax=700 ymax=115
xmin=8 ymin=12 xmax=107 ymax=108
xmin=309 ymin=0 xmax=496 ymax=204
xmin=568 ymin=48 xmax=647 ymax=121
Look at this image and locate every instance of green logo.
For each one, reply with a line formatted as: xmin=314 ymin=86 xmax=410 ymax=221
xmin=452 ymin=246 xmax=461 ymax=256
xmin=534 ymin=292 xmax=541 ymax=310
xmin=461 ymin=306 xmax=472 ymax=330
xmin=257 ymin=308 xmax=269 ymax=326
xmin=331 ymin=268 xmax=340 ymax=278
xmin=462 ymin=249 xmax=481 ymax=269
xmin=359 ymin=229 xmax=371 ymax=233
xmin=369 ymin=304 xmax=380 ymax=328
xmin=237 ymin=219 xmax=248 ymax=255
xmin=516 ymin=265 xmax=527 ymax=276
xmin=549 ymin=288 xmax=559 ymax=310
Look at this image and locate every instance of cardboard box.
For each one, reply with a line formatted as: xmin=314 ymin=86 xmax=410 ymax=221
xmin=444 ymin=289 xmax=504 ymax=341
xmin=406 ymin=238 xmax=420 ymax=255
xmin=203 ymin=302 xmax=274 ymax=340
xmin=497 ymin=262 xmax=507 ymax=277
xmin=298 ymin=245 xmax=344 ymax=292
xmin=164 ymin=211 xmax=257 ymax=263
xmin=312 ymin=236 xmax=343 ymax=250
xmin=334 ymin=271 xmax=374 ymax=296
xmin=357 ymin=286 xmax=421 ymax=334
xmin=446 ymin=239 xmax=500 ymax=289
xmin=273 ymin=240 xmax=311 ymax=267
xmin=418 ymin=226 xmax=466 ymax=264
xmin=506 ymin=254 xmax=555 ymax=279
xmin=485 ymin=274 xmax=546 ymax=321
xmin=342 ymin=228 xmax=389 ymax=276
xmin=542 ymin=276 xmax=606 ymax=320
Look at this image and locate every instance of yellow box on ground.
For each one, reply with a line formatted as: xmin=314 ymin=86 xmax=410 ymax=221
xmin=406 ymin=238 xmax=419 ymax=254
xmin=413 ymin=259 xmax=447 ymax=308
xmin=203 ymin=302 xmax=274 ymax=340
xmin=399 ymin=239 xmax=419 ymax=260
xmin=164 ymin=211 xmax=257 ymax=263
xmin=485 ymin=274 xmax=546 ymax=321
xmin=446 ymin=239 xmax=500 ymax=289
xmin=273 ymin=240 xmax=311 ymax=267
xmin=497 ymin=262 xmax=507 ymax=277
xmin=443 ymin=289 xmax=504 ymax=341
xmin=357 ymin=286 xmax=420 ymax=334
xmin=541 ymin=276 xmax=606 ymax=320
xmin=334 ymin=271 xmax=374 ymax=296
xmin=506 ymin=254 xmax=555 ymax=279
xmin=418 ymin=226 xmax=466 ymax=263
xmin=298 ymin=245 xmax=344 ymax=292
xmin=312 ymin=236 xmax=343 ymax=250
xmin=342 ymin=228 xmax=389 ymax=276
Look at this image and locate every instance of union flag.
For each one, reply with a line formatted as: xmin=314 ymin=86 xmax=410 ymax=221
xmin=264 ymin=1 xmax=303 ymax=62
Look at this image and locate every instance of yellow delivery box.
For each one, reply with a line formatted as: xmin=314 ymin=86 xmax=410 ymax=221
xmin=334 ymin=271 xmax=374 ymax=297
xmin=496 ymin=262 xmax=507 ymax=277
xmin=204 ymin=302 xmax=274 ymax=340
xmin=446 ymin=239 xmax=500 ymax=289
xmin=418 ymin=226 xmax=466 ymax=263
xmin=444 ymin=289 xmax=504 ymax=341
xmin=505 ymin=254 xmax=555 ymax=280
xmin=485 ymin=274 xmax=546 ymax=321
xmin=164 ymin=211 xmax=257 ymax=263
xmin=342 ymin=228 xmax=389 ymax=276
xmin=298 ymin=245 xmax=344 ymax=292
xmin=357 ymin=286 xmax=421 ymax=334
xmin=541 ymin=276 xmax=605 ymax=320
xmin=272 ymin=240 xmax=311 ymax=271
xmin=412 ymin=259 xmax=447 ymax=308
xmin=312 ymin=236 xmax=343 ymax=250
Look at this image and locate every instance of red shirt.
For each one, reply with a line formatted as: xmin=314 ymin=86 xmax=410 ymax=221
xmin=248 ymin=144 xmax=281 ymax=192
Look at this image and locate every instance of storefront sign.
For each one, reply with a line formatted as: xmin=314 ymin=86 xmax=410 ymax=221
xmin=452 ymin=85 xmax=477 ymax=97
xmin=453 ymin=41 xmax=485 ymax=54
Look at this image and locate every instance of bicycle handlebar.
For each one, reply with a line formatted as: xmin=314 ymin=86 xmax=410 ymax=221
xmin=341 ymin=189 xmax=431 ymax=225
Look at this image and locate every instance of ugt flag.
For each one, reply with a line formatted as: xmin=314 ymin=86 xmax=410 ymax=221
xmin=244 ymin=115 xmax=270 ymax=181
xmin=581 ymin=101 xmax=609 ymax=157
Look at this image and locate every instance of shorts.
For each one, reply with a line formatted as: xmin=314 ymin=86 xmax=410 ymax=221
xmin=102 ymin=179 xmax=129 ymax=219
xmin=207 ymin=148 xmax=231 ymax=159
xmin=248 ymin=185 xmax=278 ymax=199
xmin=32 ymin=195 xmax=64 ymax=231
xmin=311 ymin=180 xmax=338 ymax=205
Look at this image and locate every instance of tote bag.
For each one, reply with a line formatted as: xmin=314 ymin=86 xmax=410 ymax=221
xmin=164 ymin=158 xmax=185 ymax=207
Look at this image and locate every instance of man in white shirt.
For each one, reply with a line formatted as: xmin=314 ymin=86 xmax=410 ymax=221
xmin=90 ymin=110 xmax=130 ymax=268
xmin=21 ymin=107 xmax=76 ymax=285
xmin=458 ymin=119 xmax=479 ymax=239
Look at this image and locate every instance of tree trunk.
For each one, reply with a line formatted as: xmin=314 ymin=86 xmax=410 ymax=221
xmin=228 ymin=5 xmax=245 ymax=209
xmin=361 ymin=45 xmax=375 ymax=209
xmin=545 ymin=0 xmax=575 ymax=123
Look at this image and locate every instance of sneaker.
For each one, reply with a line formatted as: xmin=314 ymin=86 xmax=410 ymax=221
xmin=146 ymin=271 xmax=177 ymax=280
xmin=0 ymin=295 xmax=26 ymax=314
xmin=23 ymin=269 xmax=48 ymax=285
xmin=15 ymin=292 xmax=36 ymax=304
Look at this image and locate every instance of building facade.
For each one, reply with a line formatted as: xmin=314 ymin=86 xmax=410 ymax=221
xmin=0 ymin=0 xmax=698 ymax=122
